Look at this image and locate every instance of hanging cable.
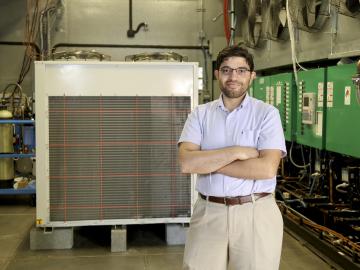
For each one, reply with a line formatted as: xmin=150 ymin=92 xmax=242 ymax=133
xmin=17 ymin=0 xmax=43 ymax=86
xmin=286 ymin=0 xmax=299 ymax=88
xmin=286 ymin=0 xmax=308 ymax=90
xmin=289 ymin=141 xmax=310 ymax=168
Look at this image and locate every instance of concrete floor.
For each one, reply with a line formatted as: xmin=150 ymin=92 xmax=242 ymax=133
xmin=0 ymin=197 xmax=338 ymax=270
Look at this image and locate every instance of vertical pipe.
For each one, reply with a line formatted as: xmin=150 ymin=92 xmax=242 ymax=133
xmin=40 ymin=7 xmax=56 ymax=60
xmin=329 ymin=160 xmax=334 ymax=204
xmin=129 ymin=0 xmax=133 ymax=30
xmin=200 ymin=0 xmax=205 ymax=36
xmin=40 ymin=11 xmax=45 ymax=60
xmin=46 ymin=8 xmax=56 ymax=59
xmin=230 ymin=0 xmax=235 ymax=46
xmin=223 ymin=0 xmax=230 ymax=45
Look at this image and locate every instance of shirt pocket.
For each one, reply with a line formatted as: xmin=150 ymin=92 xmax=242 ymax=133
xmin=234 ymin=129 xmax=260 ymax=148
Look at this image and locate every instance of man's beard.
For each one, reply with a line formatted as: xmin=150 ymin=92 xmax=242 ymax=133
xmin=220 ymin=82 xmax=247 ymax=99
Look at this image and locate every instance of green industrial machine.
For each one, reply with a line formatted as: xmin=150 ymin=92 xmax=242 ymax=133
xmin=296 ymin=68 xmax=326 ymax=149
xmin=326 ymin=64 xmax=360 ymax=158
xmin=252 ymin=74 xmax=296 ymax=141
xmin=252 ymin=75 xmax=270 ymax=103
xmin=249 ymin=76 xmax=256 ymax=97
xmin=251 ymin=66 xmax=360 ymax=157
xmin=271 ymin=73 xmax=296 ymax=141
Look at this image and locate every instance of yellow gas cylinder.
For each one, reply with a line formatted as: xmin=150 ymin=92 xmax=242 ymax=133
xmin=0 ymin=109 xmax=13 ymax=152
xmin=0 ymin=109 xmax=14 ymax=181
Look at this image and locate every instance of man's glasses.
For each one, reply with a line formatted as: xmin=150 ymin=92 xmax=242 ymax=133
xmin=219 ymin=66 xmax=251 ymax=76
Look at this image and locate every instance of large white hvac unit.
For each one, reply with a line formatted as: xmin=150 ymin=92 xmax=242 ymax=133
xmin=35 ymin=61 xmax=198 ymax=227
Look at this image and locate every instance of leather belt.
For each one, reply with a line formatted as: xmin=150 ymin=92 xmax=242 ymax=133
xmin=199 ymin=192 xmax=271 ymax=206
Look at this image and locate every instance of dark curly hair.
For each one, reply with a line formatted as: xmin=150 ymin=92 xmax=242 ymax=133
xmin=215 ymin=46 xmax=254 ymax=72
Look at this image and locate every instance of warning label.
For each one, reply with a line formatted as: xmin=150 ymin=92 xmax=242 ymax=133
xmin=344 ymin=86 xmax=351 ymax=105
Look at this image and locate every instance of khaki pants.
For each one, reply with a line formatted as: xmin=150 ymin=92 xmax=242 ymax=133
xmin=183 ymin=194 xmax=283 ymax=270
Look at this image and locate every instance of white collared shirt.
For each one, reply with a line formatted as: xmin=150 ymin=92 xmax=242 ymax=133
xmin=178 ymin=94 xmax=287 ymax=197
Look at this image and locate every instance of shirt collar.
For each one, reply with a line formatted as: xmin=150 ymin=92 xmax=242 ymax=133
xmin=217 ymin=93 xmax=250 ymax=112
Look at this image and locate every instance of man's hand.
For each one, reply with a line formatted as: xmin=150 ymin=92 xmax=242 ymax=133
xmin=217 ymin=149 xmax=282 ymax=180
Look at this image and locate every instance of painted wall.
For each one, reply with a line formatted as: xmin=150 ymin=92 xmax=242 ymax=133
xmin=0 ymin=0 xmax=225 ymax=100
xmin=3 ymin=1 xmax=358 ymax=101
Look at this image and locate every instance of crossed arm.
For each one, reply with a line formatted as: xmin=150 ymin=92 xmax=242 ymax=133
xmin=178 ymin=142 xmax=282 ymax=180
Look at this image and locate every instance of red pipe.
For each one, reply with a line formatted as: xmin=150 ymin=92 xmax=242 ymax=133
xmin=223 ymin=0 xmax=231 ymax=45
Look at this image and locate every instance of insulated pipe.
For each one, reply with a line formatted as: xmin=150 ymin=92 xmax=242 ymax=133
xmin=46 ymin=7 xmax=56 ymax=59
xmin=51 ymin=43 xmax=209 ymax=54
xmin=40 ymin=6 xmax=56 ymax=60
xmin=40 ymin=10 xmax=44 ymax=59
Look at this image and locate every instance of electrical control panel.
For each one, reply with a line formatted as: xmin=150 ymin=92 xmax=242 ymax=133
xmin=252 ymin=76 xmax=270 ymax=102
xmin=271 ymin=73 xmax=296 ymax=142
xmin=301 ymin=92 xmax=316 ymax=124
xmin=296 ymin=68 xmax=326 ymax=149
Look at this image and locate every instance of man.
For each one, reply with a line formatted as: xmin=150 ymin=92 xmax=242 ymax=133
xmin=178 ymin=46 xmax=286 ymax=270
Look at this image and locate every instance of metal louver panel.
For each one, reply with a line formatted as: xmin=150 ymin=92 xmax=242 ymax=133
xmin=48 ymin=96 xmax=191 ymax=222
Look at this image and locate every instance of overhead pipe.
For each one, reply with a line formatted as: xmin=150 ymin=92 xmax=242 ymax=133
xmin=127 ymin=0 xmax=147 ymax=38
xmin=51 ymin=43 xmax=209 ymax=55
xmin=0 ymin=41 xmax=40 ymax=56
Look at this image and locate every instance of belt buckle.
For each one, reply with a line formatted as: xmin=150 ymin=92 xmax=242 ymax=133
xmin=224 ymin=197 xmax=236 ymax=206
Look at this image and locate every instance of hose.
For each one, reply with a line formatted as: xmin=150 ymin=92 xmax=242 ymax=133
xmin=289 ymin=141 xmax=310 ymax=168
xmin=335 ymin=182 xmax=349 ymax=194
